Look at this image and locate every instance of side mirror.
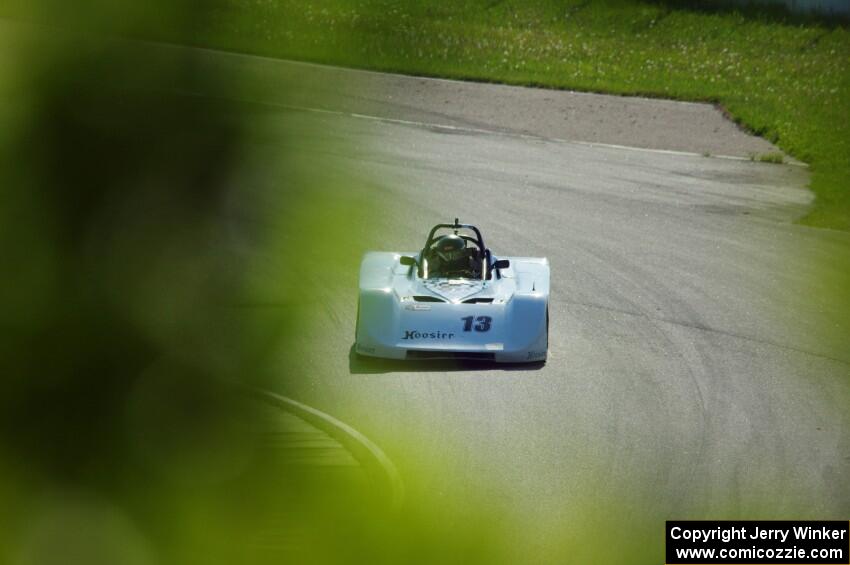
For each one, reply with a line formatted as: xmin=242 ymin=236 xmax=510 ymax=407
xmin=399 ymin=255 xmax=417 ymax=267
xmin=492 ymin=259 xmax=510 ymax=270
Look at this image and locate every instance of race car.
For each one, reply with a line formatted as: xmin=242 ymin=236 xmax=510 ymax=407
xmin=355 ymin=219 xmax=549 ymax=363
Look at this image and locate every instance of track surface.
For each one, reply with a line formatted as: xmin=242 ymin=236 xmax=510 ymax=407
xmin=282 ymin=107 xmax=850 ymax=495
xmin=241 ymin=57 xmax=850 ymax=551
xmin=138 ymin=42 xmax=850 ymax=556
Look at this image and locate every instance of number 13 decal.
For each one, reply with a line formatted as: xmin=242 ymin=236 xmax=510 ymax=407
xmin=461 ymin=316 xmax=492 ymax=332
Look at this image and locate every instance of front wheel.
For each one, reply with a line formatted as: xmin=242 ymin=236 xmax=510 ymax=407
xmin=355 ymin=297 xmax=361 ymax=340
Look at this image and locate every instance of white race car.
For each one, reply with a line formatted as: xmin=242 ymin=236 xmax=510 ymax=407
xmin=355 ymin=220 xmax=549 ymax=363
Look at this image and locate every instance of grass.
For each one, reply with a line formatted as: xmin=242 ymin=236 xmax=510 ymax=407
xmin=178 ymin=0 xmax=849 ymax=229
xmin=750 ymin=151 xmax=785 ymax=164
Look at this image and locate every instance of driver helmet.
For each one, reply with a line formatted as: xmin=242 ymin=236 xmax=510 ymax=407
xmin=435 ymin=234 xmax=465 ymax=253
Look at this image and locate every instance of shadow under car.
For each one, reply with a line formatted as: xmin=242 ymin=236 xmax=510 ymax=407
xmin=348 ymin=344 xmax=546 ymax=374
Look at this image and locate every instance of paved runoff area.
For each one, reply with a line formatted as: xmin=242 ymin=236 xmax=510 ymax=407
xmin=159 ymin=43 xmax=782 ymax=160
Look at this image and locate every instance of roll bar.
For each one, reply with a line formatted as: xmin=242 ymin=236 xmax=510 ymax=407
xmin=418 ymin=219 xmax=490 ymax=279
xmin=421 ymin=218 xmax=486 ymax=254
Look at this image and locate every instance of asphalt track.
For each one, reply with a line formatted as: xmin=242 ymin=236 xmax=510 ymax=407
xmin=230 ymin=57 xmax=850 ymax=552
xmin=91 ymin=40 xmax=850 ymax=557
xmin=14 ymin=30 xmax=845 ymax=557
xmin=279 ymin=106 xmax=850 ymax=513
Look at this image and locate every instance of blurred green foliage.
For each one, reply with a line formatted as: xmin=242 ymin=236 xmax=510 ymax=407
xmin=0 ymin=2 xmax=515 ymax=563
xmin=1 ymin=1 xmax=847 ymax=564
xmin=0 ymin=2 xmax=387 ymax=563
